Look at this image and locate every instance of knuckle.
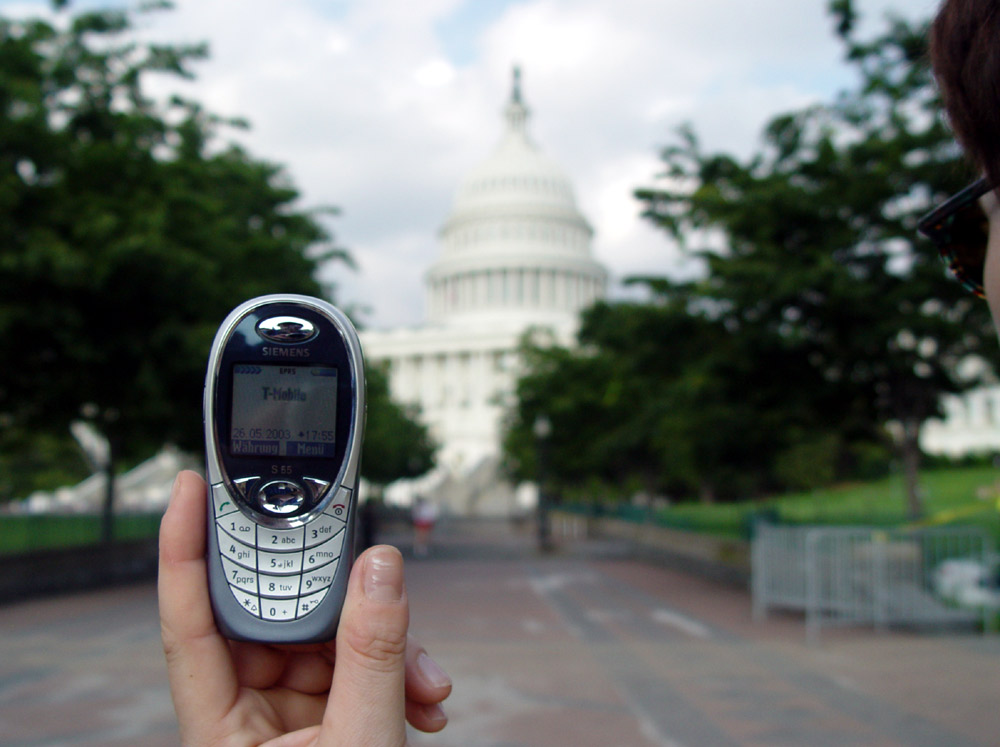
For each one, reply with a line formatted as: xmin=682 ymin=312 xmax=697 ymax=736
xmin=344 ymin=614 xmax=409 ymax=669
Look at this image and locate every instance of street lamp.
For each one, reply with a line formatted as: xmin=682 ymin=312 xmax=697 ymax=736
xmin=533 ymin=415 xmax=553 ymax=552
xmin=80 ymin=403 xmax=120 ymax=544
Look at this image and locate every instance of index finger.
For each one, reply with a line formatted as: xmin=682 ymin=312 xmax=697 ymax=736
xmin=158 ymin=470 xmax=241 ymax=736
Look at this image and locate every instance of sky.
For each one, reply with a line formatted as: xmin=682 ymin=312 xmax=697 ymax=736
xmin=3 ymin=0 xmax=934 ymax=329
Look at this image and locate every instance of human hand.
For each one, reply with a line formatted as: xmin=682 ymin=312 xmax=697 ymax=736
xmin=159 ymin=470 xmax=451 ymax=745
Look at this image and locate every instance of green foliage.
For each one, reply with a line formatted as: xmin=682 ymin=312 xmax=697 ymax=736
xmin=634 ymin=7 xmax=999 ymax=514
xmin=362 ymin=364 xmax=436 ymax=488
xmin=0 ymin=2 xmax=352 ymax=498
xmin=773 ymin=433 xmax=841 ymax=492
xmin=504 ymin=3 xmax=999 ymax=511
xmin=504 ymin=289 xmax=891 ymax=502
xmin=0 ymin=427 xmax=89 ymax=501
xmin=0 ymin=2 xmax=433 ymax=503
xmin=503 ymin=295 xmax=769 ymax=501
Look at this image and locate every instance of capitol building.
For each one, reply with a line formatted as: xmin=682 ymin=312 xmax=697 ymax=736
xmin=360 ymin=70 xmax=608 ymax=516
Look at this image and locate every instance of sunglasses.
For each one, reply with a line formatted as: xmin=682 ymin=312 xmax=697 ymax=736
xmin=917 ymin=177 xmax=990 ymax=298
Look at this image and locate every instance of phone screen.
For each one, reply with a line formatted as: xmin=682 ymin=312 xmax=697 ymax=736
xmin=229 ymin=363 xmax=338 ymax=458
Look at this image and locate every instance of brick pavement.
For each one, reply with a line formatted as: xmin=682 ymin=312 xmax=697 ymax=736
xmin=0 ymin=585 xmax=178 ymax=747
xmin=0 ymin=520 xmax=998 ymax=746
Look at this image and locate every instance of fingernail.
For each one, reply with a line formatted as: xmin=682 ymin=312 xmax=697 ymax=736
xmin=424 ymin=702 xmax=448 ymax=725
xmin=364 ymin=546 xmax=405 ymax=602
xmin=417 ymin=651 xmax=452 ymax=689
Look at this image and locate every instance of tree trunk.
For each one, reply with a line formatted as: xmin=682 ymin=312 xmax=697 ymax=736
xmin=101 ymin=438 xmax=117 ymax=545
xmin=699 ymin=481 xmax=716 ymax=505
xmin=899 ymin=417 xmax=923 ymax=520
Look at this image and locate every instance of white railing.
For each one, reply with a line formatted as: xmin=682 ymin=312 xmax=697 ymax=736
xmin=752 ymin=524 xmax=995 ymax=643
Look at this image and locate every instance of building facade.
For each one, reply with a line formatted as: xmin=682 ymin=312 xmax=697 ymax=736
xmin=920 ymin=386 xmax=1000 ymax=457
xmin=360 ymin=71 xmax=608 ymax=515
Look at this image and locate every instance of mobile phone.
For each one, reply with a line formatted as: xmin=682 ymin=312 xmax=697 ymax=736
xmin=203 ymin=294 xmax=365 ymax=643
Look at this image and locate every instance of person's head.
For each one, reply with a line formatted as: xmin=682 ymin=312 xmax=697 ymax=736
xmin=930 ymin=0 xmax=1000 ymax=188
xmin=922 ymin=0 xmax=1000 ymax=327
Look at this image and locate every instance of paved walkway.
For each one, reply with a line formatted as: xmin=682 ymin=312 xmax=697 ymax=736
xmin=0 ymin=520 xmax=998 ymax=746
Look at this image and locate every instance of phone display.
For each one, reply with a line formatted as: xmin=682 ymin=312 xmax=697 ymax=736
xmin=229 ymin=364 xmax=339 ymax=458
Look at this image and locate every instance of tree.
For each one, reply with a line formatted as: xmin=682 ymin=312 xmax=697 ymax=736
xmin=634 ymin=2 xmax=999 ymax=516
xmin=502 ymin=284 xmax=860 ymax=504
xmin=502 ymin=2 xmax=997 ymax=513
xmin=504 ymin=297 xmax=722 ymax=502
xmin=362 ymin=364 xmax=436 ymax=494
xmin=0 ymin=4 xmax=432 ymax=530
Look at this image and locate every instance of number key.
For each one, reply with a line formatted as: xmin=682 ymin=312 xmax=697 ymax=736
xmin=258 ymin=525 xmax=305 ymax=550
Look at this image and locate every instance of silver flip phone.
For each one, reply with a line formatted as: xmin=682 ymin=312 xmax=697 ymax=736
xmin=203 ymin=294 xmax=365 ymax=643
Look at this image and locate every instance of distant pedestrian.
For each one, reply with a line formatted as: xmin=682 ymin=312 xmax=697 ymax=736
xmin=412 ymin=496 xmax=438 ymax=557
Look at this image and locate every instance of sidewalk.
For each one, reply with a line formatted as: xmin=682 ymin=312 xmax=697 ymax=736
xmin=401 ymin=521 xmax=1000 ymax=746
xmin=0 ymin=519 xmax=997 ymax=746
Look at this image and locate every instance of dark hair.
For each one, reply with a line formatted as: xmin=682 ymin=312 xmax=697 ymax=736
xmin=931 ymin=0 xmax=1000 ymax=189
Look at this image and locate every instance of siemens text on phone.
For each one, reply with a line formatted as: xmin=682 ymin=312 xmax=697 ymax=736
xmin=203 ymin=295 xmax=365 ymax=644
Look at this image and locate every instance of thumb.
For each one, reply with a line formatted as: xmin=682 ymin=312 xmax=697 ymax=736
xmin=323 ymin=545 xmax=409 ymax=746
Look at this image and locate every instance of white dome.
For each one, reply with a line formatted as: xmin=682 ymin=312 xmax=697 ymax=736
xmin=426 ymin=68 xmax=607 ymax=325
xmin=449 ymin=110 xmax=580 ymax=219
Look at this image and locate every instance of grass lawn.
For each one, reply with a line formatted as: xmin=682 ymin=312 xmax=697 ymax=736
xmin=0 ymin=513 xmax=163 ymax=556
xmin=645 ymin=466 xmax=1000 ymax=540
xmin=3 ymin=468 xmax=1000 ymax=554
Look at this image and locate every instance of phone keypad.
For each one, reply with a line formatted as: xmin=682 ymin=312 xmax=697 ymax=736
xmin=212 ymin=483 xmax=351 ymax=621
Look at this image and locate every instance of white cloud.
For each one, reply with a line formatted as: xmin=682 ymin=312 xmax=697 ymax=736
xmin=414 ymin=59 xmax=458 ymax=88
xmin=0 ymin=0 xmax=929 ymax=327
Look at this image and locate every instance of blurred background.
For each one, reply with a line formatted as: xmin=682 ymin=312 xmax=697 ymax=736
xmin=2 ymin=0 xmax=1000 ymax=745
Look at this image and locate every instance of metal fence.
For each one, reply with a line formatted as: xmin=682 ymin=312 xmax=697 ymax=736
xmin=752 ymin=523 xmax=995 ymax=642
